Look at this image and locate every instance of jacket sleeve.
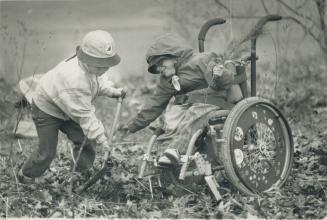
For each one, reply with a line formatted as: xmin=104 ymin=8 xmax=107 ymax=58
xmin=97 ymin=77 xmax=122 ymax=98
xmin=128 ymin=82 xmax=175 ymax=133
xmin=53 ymin=88 xmax=107 ymax=145
xmin=195 ymin=53 xmax=234 ymax=90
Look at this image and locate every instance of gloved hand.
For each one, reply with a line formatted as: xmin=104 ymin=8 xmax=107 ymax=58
xmin=99 ymin=141 xmax=112 ymax=153
xmin=117 ymin=123 xmax=131 ymax=136
xmin=119 ymin=88 xmax=127 ymax=99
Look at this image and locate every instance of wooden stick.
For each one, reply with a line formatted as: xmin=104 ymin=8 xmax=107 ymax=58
xmin=76 ymin=98 xmax=123 ymax=193
xmin=68 ymin=141 xmax=85 ymax=196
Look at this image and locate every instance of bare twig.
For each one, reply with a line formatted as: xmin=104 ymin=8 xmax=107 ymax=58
xmin=315 ymin=0 xmax=326 ymax=32
xmin=282 ymin=16 xmax=322 ymax=49
xmin=6 ymin=197 xmax=9 ymax=218
xmin=203 ymin=198 xmax=213 ymax=216
xmin=0 ymin=194 xmax=10 ymax=218
xmin=69 ymin=139 xmax=86 ymax=196
xmin=100 ymin=204 xmax=108 ymax=218
xmin=260 ymin=0 xmax=270 ymax=14
xmin=18 ymin=36 xmax=27 ymax=81
xmin=134 ymin=177 xmax=149 ymax=191
xmin=230 ymin=197 xmax=243 ymax=208
xmin=69 ymin=145 xmax=76 ymax=165
xmin=10 ymin=158 xmax=20 ymax=196
xmin=214 ymin=0 xmax=231 ymax=14
xmin=174 ymin=183 xmax=196 ymax=195
xmin=318 ymin=182 xmax=327 ymax=199
xmin=277 ymin=0 xmax=319 ymax=27
xmin=84 ymin=201 xmax=87 ymax=217
xmin=17 ymin=139 xmax=23 ymax=152
xmin=314 ymin=0 xmax=327 ymax=52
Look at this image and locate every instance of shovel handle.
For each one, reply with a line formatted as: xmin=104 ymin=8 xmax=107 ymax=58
xmin=102 ymin=97 xmax=123 ymax=167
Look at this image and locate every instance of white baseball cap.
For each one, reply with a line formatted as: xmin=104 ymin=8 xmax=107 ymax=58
xmin=77 ymin=30 xmax=121 ymax=67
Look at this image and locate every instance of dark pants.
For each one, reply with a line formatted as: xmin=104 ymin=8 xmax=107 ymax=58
xmin=22 ymin=103 xmax=96 ymax=178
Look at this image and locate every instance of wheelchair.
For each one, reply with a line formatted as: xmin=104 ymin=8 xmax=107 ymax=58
xmin=137 ymin=15 xmax=293 ymax=200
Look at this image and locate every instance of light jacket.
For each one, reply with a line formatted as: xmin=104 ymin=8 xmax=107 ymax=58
xmin=128 ymin=33 xmax=234 ymax=133
xmin=33 ymin=56 xmax=121 ymax=145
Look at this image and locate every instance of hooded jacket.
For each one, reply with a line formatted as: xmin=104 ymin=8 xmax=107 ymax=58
xmin=128 ymin=33 xmax=234 ymax=133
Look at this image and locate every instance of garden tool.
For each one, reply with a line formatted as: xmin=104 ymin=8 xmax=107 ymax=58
xmin=76 ymin=97 xmax=124 ymax=193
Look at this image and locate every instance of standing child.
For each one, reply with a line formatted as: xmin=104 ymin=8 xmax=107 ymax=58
xmin=18 ymin=30 xmax=126 ymax=183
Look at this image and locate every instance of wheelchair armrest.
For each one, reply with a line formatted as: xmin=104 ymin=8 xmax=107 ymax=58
xmin=208 ymin=116 xmax=226 ymax=125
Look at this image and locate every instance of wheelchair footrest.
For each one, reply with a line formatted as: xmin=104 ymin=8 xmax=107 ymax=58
xmin=205 ymin=175 xmax=222 ymax=201
xmin=147 ymin=174 xmax=163 ymax=199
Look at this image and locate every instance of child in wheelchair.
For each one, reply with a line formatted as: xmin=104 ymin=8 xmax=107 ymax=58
xmin=123 ymin=33 xmax=241 ymax=165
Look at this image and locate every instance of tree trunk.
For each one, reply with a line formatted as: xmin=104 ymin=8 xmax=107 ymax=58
xmin=315 ymin=0 xmax=327 ymax=65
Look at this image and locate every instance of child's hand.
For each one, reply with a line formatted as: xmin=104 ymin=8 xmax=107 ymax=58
xmin=117 ymin=123 xmax=131 ymax=136
xmin=120 ymin=88 xmax=127 ymax=98
xmin=99 ymin=141 xmax=112 ymax=153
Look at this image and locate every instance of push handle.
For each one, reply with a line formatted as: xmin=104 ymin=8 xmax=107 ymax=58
xmin=251 ymin=14 xmax=282 ymax=40
xmin=250 ymin=14 xmax=282 ymax=96
xmin=198 ymin=18 xmax=226 ymax=52
xmin=266 ymin=14 xmax=282 ymax=22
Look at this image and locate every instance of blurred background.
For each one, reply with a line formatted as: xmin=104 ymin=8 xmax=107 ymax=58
xmin=0 ymin=0 xmax=324 ymax=85
xmin=0 ymin=0 xmax=326 ymax=127
xmin=0 ymin=2 xmax=326 ymax=218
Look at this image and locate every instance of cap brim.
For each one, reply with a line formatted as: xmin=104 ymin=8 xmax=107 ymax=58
xmin=76 ymin=47 xmax=120 ymax=67
xmin=148 ymin=65 xmax=158 ymax=74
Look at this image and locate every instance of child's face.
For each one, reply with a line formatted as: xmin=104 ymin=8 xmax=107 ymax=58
xmin=157 ymin=58 xmax=177 ymax=78
xmin=87 ymin=65 xmax=110 ymax=76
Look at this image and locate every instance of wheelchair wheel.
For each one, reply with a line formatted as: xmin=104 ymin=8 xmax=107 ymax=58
xmin=219 ymin=97 xmax=293 ymax=196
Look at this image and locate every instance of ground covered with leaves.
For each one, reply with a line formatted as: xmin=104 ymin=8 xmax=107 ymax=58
xmin=0 ymin=58 xmax=326 ymax=218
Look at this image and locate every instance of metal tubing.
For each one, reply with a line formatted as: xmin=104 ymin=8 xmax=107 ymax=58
xmin=251 ymin=38 xmax=256 ymax=96
xmin=198 ymin=18 xmax=226 ymax=52
xmin=250 ymin=14 xmax=282 ymax=97
xmin=179 ymin=128 xmax=204 ymax=180
xmin=138 ymin=134 xmax=157 ymax=179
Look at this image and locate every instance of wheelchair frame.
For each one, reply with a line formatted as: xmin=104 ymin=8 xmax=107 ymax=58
xmin=138 ymin=15 xmax=294 ymax=200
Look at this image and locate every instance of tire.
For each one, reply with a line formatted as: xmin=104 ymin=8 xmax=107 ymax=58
xmin=219 ymin=97 xmax=293 ymax=196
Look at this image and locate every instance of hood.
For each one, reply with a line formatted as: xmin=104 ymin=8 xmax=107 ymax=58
xmin=146 ymin=33 xmax=193 ymax=74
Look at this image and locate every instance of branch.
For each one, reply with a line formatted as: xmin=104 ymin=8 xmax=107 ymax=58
xmin=260 ymin=0 xmax=270 ymax=14
xmin=315 ymin=0 xmax=327 ymax=52
xmin=315 ymin=0 xmax=326 ymax=33
xmin=214 ymin=0 xmax=231 ymax=14
xmin=283 ymin=16 xmax=327 ymax=54
xmin=283 ymin=16 xmax=319 ymax=42
xmin=276 ymin=0 xmax=319 ymax=27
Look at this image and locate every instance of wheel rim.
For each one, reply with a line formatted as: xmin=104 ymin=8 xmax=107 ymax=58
xmin=228 ymin=102 xmax=292 ymax=193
